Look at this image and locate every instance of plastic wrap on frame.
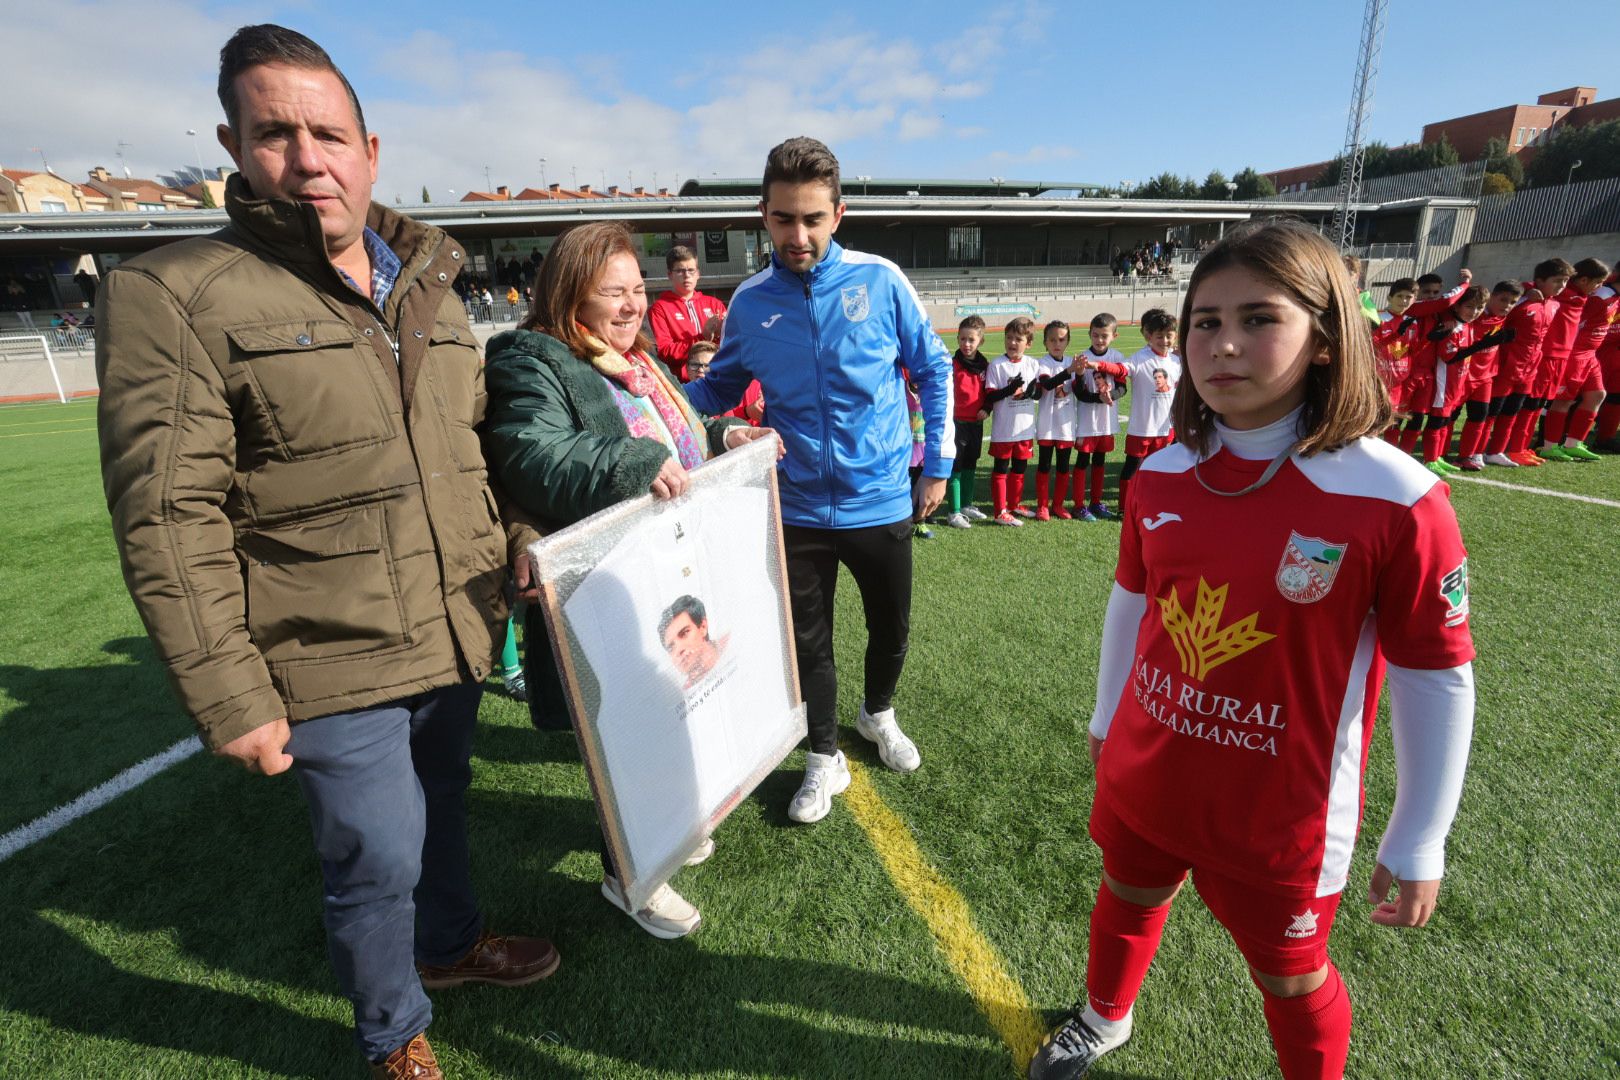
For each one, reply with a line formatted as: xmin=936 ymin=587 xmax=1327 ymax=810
xmin=528 ymin=436 xmax=806 ymax=912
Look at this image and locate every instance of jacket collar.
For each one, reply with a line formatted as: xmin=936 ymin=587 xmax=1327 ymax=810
xmin=223 ymin=172 xmax=442 ymax=286
xmin=772 ymin=237 xmax=845 ymax=289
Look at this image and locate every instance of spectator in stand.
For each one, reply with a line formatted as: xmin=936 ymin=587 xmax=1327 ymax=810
xmin=505 ymin=284 xmax=520 ymax=310
xmin=649 ymin=244 xmax=726 ymax=382
xmin=75 ymin=267 xmax=99 ymax=304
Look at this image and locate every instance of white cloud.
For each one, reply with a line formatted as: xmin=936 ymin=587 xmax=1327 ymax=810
xmin=2 ymin=3 xmax=999 ymax=200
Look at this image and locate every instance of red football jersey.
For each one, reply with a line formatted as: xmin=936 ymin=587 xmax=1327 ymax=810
xmin=1571 ymin=286 xmax=1618 ymax=368
xmin=1099 ymin=438 xmax=1474 ymax=897
xmin=649 ymin=290 xmax=728 ymax=380
xmin=1500 ymin=291 xmax=1558 ymax=386
xmin=1464 ymin=312 xmax=1508 ymax=388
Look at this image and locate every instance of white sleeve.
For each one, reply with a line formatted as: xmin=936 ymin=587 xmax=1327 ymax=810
xmin=1088 ymin=583 xmax=1146 ymax=740
xmin=1375 ymin=662 xmax=1475 ymax=881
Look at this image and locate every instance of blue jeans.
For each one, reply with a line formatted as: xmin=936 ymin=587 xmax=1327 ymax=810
xmin=285 ymin=684 xmax=484 ymax=1060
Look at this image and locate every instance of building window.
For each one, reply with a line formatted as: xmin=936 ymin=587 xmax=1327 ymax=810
xmin=948 ymin=225 xmax=982 ymax=266
xmin=1516 ymin=127 xmax=1525 ymax=146
xmin=135 ymin=202 xmax=167 ymax=212
xmin=39 ymin=199 xmax=67 ymax=212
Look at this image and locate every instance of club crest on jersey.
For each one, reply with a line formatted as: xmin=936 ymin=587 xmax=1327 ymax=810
xmin=1157 ymin=577 xmax=1275 ymax=681
xmin=841 ymin=284 xmax=870 ymax=323
xmin=1275 ymin=532 xmax=1348 ymax=604
xmin=1441 ymin=559 xmax=1469 ymax=626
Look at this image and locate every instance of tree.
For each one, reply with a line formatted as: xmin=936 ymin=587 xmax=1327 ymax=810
xmin=1481 ymin=136 xmax=1524 ymax=188
xmin=1523 ymin=118 xmax=1620 ymax=188
xmin=421 ymin=184 xmax=431 ymax=204
xmin=1135 ymin=171 xmax=1199 ymax=199
xmin=1231 ymin=167 xmax=1276 ymax=199
xmin=1199 ymin=169 xmax=1230 ymax=200
xmin=1481 ymin=172 xmax=1515 ymax=196
xmin=198 ymin=184 xmax=217 ymax=209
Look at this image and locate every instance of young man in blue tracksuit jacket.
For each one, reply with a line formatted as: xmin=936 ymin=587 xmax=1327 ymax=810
xmin=686 ymin=136 xmax=955 ymax=824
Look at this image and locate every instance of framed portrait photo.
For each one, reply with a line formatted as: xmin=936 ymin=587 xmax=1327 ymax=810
xmin=527 ymin=436 xmax=806 ymax=911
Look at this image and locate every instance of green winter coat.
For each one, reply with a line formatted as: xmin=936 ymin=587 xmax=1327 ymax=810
xmin=479 ymin=328 xmax=742 ymax=726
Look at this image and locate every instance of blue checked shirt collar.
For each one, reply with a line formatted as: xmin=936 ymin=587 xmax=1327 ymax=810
xmin=335 ymin=227 xmax=402 ymax=310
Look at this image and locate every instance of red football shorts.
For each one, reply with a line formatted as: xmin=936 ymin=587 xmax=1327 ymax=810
xmin=1555 ymin=355 xmax=1604 ymax=400
xmin=988 ymin=439 xmax=1034 ymax=460
xmin=1124 ymin=434 xmax=1173 ymax=458
xmin=1076 ymin=435 xmax=1115 ymax=454
xmin=1090 ymin=788 xmax=1341 ymax=976
xmin=1037 ymin=438 xmax=1075 ymax=449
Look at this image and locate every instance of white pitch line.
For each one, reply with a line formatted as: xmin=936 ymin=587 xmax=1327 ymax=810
xmin=0 ymin=737 xmax=201 ymax=863
xmin=1451 ymin=474 xmax=1620 ymax=508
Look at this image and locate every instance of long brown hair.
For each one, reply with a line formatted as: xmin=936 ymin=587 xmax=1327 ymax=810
xmin=520 ymin=221 xmax=654 ymax=358
xmin=1174 ymin=219 xmax=1392 ymax=457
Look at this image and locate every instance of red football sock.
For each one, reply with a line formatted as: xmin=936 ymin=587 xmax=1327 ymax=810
xmin=1397 ymin=423 xmax=1422 ymax=454
xmin=1541 ymin=409 xmax=1569 ymax=446
xmin=1598 ymin=402 xmax=1620 ymax=442
xmin=1085 ymin=883 xmax=1172 ymax=1022
xmin=1485 ymin=412 xmax=1514 ymax=455
xmin=990 ymin=472 xmax=1007 ymax=514
xmin=1117 ymin=476 xmax=1130 ymax=515
xmin=1009 ymin=471 xmax=1026 ymax=509
xmin=1567 ymin=406 xmax=1598 ymax=442
xmin=1090 ymin=465 xmax=1105 ymax=506
xmin=1421 ymin=427 xmax=1446 ymax=462
xmin=1259 ymin=965 xmax=1352 ymax=1080
xmin=1458 ymin=419 xmax=1487 ymax=458
xmin=1510 ymin=408 xmax=1539 ymax=453
xmin=1382 ymin=426 xmax=1401 ymax=445
xmin=1053 ymin=471 xmax=1070 ymax=509
xmin=1035 ymin=472 xmax=1049 ymax=511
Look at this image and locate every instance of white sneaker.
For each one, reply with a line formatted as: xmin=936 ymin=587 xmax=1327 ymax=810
xmin=962 ymin=506 xmax=989 ymax=521
xmin=684 ymin=836 xmax=715 ymax=866
xmin=946 ymin=511 xmax=972 ymax=530
xmin=1484 ymin=452 xmax=1519 ymax=467
xmin=788 ymin=750 xmax=851 ymax=823
xmin=601 ymin=875 xmax=702 ymax=939
xmin=856 ymin=705 xmax=921 ymax=773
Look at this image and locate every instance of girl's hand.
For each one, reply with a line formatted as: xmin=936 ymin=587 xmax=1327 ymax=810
xmin=724 ymin=425 xmax=786 ymax=460
xmin=1088 ymin=734 xmax=1104 ymax=766
xmin=977 ymin=409 xmax=990 ymax=421
xmin=1367 ymin=864 xmax=1440 ymax=927
xmin=649 ymin=458 xmax=690 ymax=500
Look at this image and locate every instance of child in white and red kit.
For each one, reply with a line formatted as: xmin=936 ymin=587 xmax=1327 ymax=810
xmin=1030 ymin=221 xmax=1475 ymax=1080
xmin=1084 ymin=308 xmax=1181 ymax=515
xmin=984 ymin=316 xmax=1042 ymax=525
xmin=1071 ymin=312 xmax=1127 ymax=521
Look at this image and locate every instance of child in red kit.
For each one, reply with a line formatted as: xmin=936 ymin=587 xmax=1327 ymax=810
xmin=1084 ymin=308 xmax=1180 ymax=516
xmin=1410 ymin=286 xmax=1511 ymax=476
xmin=1539 ymin=257 xmax=1612 ymax=461
xmin=946 ymin=315 xmax=992 ymax=528
xmin=1592 ymin=274 xmax=1620 ymax=452
xmin=1484 ymin=258 xmax=1574 ymax=466
xmin=1452 ymin=281 xmax=1522 ymax=470
xmin=1030 ymin=221 xmax=1474 ymax=1080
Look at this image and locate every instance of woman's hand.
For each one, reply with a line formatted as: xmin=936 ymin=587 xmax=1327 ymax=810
xmin=725 ymin=425 xmax=786 ymax=460
xmin=649 ymin=458 xmax=690 ymax=500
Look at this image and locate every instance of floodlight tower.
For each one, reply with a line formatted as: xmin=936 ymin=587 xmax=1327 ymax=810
xmin=1329 ymin=0 xmax=1389 ymax=252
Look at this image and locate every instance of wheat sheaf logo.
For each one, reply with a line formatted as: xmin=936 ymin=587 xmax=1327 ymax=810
xmin=1157 ymin=578 xmax=1276 ymax=681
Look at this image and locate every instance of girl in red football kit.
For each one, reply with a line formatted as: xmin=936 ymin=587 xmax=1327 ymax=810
xmin=1030 ymin=221 xmax=1476 ymax=1080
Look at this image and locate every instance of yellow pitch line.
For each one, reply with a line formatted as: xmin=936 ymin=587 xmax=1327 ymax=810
xmin=0 ymin=426 xmax=97 ymax=439
xmin=843 ymin=758 xmax=1047 ymax=1071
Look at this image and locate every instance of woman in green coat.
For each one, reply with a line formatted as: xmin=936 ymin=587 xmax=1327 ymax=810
xmin=480 ymin=221 xmax=776 ymax=940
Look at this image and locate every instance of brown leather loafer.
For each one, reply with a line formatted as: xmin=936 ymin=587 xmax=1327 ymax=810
xmin=370 ymin=1032 xmax=442 ymax=1079
xmin=417 ymin=932 xmax=561 ymax=989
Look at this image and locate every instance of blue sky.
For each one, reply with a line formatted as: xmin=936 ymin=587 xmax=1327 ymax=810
xmin=6 ymin=1 xmax=1612 ymax=199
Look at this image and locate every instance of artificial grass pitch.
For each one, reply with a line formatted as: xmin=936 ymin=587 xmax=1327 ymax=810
xmin=0 ymin=394 xmax=1617 ymax=1078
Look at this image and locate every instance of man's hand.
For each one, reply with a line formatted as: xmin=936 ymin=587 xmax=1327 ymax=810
xmin=513 ymin=551 xmax=540 ymax=604
xmin=650 ymin=457 xmax=691 ymax=500
xmin=913 ymin=475 xmax=946 ymax=521
xmin=1367 ymin=863 xmax=1441 ymax=927
xmin=216 ymin=718 xmax=293 ymax=775
xmin=725 ymin=425 xmax=786 ymax=459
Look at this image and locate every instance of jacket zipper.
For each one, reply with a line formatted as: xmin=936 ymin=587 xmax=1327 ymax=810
xmin=802 ymin=271 xmax=835 ymax=528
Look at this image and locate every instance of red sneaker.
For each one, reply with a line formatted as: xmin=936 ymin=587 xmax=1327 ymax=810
xmin=1052 ymin=506 xmax=1073 ymax=520
xmin=1511 ymin=450 xmax=1543 ymax=467
xmin=1035 ymin=506 xmax=1051 ymax=522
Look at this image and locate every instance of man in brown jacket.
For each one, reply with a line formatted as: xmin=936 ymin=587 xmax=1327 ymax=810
xmin=95 ymin=25 xmax=554 ymax=1078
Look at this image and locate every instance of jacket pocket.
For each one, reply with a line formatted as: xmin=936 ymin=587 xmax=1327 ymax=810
xmin=424 ymin=320 xmax=486 ymax=471
xmin=225 ymin=319 xmax=398 ymax=459
xmin=239 ymin=504 xmax=409 ymax=664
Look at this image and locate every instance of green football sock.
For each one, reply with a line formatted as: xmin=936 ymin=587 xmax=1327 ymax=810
xmin=964 ymin=470 xmax=979 ymax=507
xmin=947 ymin=474 xmax=962 ymax=514
xmin=500 ymin=617 xmax=521 ymax=677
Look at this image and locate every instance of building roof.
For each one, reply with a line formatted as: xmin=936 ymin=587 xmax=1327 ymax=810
xmin=681 ymin=176 xmax=1100 ymax=198
xmin=83 ymin=168 xmax=199 ymax=207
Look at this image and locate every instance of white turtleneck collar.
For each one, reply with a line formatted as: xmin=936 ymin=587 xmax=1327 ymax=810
xmin=1212 ymin=406 xmax=1305 ymax=460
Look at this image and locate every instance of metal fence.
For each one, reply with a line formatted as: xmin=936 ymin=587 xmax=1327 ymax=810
xmin=1472 ymin=176 xmax=1620 ymax=243
xmin=1259 ymin=160 xmax=1487 ymax=205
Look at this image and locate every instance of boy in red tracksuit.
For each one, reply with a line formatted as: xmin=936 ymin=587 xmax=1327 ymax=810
xmin=1539 ymin=258 xmax=1613 ymax=461
xmin=1453 ymin=281 xmax=1522 ymax=470
xmin=1484 ymin=259 xmax=1573 ymax=467
xmin=1592 ymin=275 xmax=1620 ymax=452
xmin=945 ymin=315 xmax=991 ymax=527
xmin=649 ymin=244 xmax=727 ymax=381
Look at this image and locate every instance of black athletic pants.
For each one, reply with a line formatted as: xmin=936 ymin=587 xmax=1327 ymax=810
xmin=783 ymin=517 xmax=913 ymax=755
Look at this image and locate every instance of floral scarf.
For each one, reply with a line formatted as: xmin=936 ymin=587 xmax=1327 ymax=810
xmin=580 ymin=329 xmax=709 ymax=470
